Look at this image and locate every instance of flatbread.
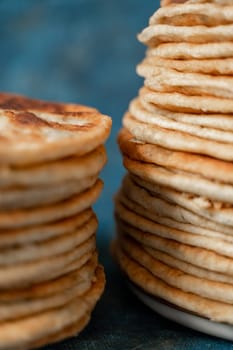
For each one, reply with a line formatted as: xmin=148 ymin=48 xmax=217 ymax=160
xmin=145 ymin=247 xmax=233 ymax=284
xmin=139 ymin=97 xmax=233 ymax=132
xmin=121 ymin=235 xmax=233 ymax=303
xmin=0 ymin=209 xmax=93 ymax=248
xmin=133 ymin=175 xmax=233 ymax=227
xmin=115 ymin=200 xmax=233 ymax=258
xmin=116 ymin=221 xmax=233 ymax=275
xmin=138 ymin=56 xmax=233 ymax=75
xmin=123 ymin=156 xmax=233 ymax=204
xmin=0 ymin=254 xmax=98 ymax=302
xmin=138 ymin=23 xmax=233 ymax=47
xmin=123 ymin=113 xmax=233 ymax=161
xmin=119 ymin=128 xmax=233 ymax=184
xmin=0 ymin=179 xmax=102 ymax=229
xmin=129 ymin=99 xmax=233 ymax=143
xmin=120 ymin=175 xmax=233 ymax=236
xmin=0 ymin=215 xmax=97 ymax=265
xmin=118 ymin=190 xmax=233 ymax=243
xmin=115 ymin=244 xmax=233 ymax=324
xmin=150 ymin=3 xmax=233 ymax=26
xmin=0 ymin=266 xmax=105 ymax=350
xmin=0 ymin=238 xmax=96 ymax=289
xmin=0 ymin=145 xmax=107 ymax=188
xmin=0 ymin=279 xmax=92 ymax=323
xmin=0 ymin=93 xmax=111 ymax=165
xmin=147 ymin=42 xmax=233 ymax=59
xmin=144 ymin=67 xmax=233 ymax=99
xmin=0 ymin=176 xmax=98 ymax=210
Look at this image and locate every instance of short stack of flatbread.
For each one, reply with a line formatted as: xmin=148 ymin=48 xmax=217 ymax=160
xmin=0 ymin=92 xmax=111 ymax=349
xmin=114 ymin=0 xmax=233 ymax=326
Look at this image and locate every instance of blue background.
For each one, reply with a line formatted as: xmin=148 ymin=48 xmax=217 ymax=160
xmin=0 ymin=1 xmax=232 ymax=349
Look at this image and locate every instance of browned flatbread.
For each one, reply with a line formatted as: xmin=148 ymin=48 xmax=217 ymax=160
xmin=0 ymin=92 xmax=111 ymax=165
xmin=118 ymin=128 xmax=233 ymax=184
xmin=0 ymin=266 xmax=105 ymax=350
xmin=120 ymin=234 xmax=233 ymax=303
xmin=114 ymin=243 xmax=233 ymax=324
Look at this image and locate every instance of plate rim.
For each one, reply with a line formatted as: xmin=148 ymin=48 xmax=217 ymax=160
xmin=128 ymin=280 xmax=233 ymax=342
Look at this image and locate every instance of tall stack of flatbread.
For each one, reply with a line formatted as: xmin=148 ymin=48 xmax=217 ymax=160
xmin=0 ymin=93 xmax=111 ymax=349
xmin=114 ymin=0 xmax=233 ymax=325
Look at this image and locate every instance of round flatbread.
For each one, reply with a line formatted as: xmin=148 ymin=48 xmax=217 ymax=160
xmin=123 ymin=113 xmax=233 ymax=161
xmin=0 ymin=238 xmax=96 ymax=289
xmin=0 ymin=254 xmax=98 ymax=302
xmin=121 ymin=235 xmax=233 ymax=303
xmin=0 ymin=266 xmax=105 ymax=350
xmin=0 ymin=215 xmax=97 ymax=265
xmin=120 ymin=175 xmax=233 ymax=236
xmin=116 ymin=200 xmax=233 ymax=258
xmin=138 ymin=23 xmax=233 ymax=47
xmin=0 ymin=209 xmax=92 ymax=248
xmin=116 ymin=221 xmax=233 ymax=275
xmin=139 ymin=97 xmax=233 ymax=132
xmin=119 ymin=128 xmax=233 ymax=184
xmin=0 ymin=93 xmax=111 ymax=165
xmin=145 ymin=246 xmax=233 ymax=285
xmin=123 ymin=156 xmax=233 ymax=204
xmin=147 ymin=42 xmax=233 ymax=59
xmin=0 ymin=176 xmax=98 ymax=210
xmin=138 ymin=56 xmax=233 ymax=76
xmin=143 ymin=67 xmax=233 ymax=99
xmin=133 ymin=175 xmax=233 ymax=227
xmin=0 ymin=145 xmax=107 ymax=188
xmin=115 ymin=244 xmax=233 ymax=324
xmin=150 ymin=3 xmax=233 ymax=26
xmin=0 ymin=179 xmax=102 ymax=229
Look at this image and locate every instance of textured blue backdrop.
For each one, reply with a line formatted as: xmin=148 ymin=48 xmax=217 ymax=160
xmin=0 ymin=1 xmax=232 ymax=349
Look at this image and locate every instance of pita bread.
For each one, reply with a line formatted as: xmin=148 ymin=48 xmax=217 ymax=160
xmin=119 ymin=128 xmax=233 ymax=184
xmin=0 ymin=145 xmax=107 ymax=188
xmin=0 ymin=266 xmax=105 ymax=350
xmin=140 ymin=97 xmax=233 ymax=132
xmin=138 ymin=56 xmax=233 ymax=76
xmin=0 ymin=215 xmax=97 ymax=265
xmin=123 ymin=113 xmax=233 ymax=161
xmin=129 ymin=99 xmax=233 ymax=143
xmin=121 ymin=175 xmax=233 ymax=236
xmin=151 ymin=3 xmax=233 ymax=26
xmin=115 ymin=244 xmax=233 ymax=324
xmin=0 ymin=179 xmax=102 ymax=229
xmin=0 ymin=93 xmax=111 ymax=165
xmin=147 ymin=42 xmax=233 ymax=59
xmin=118 ymin=190 xmax=233 ymax=243
xmin=138 ymin=24 xmax=233 ymax=47
xmin=121 ymin=235 xmax=233 ymax=303
xmin=115 ymin=200 xmax=233 ymax=258
xmin=0 ymin=209 xmax=93 ymax=248
xmin=26 ymin=314 xmax=90 ymax=350
xmin=0 ymin=238 xmax=96 ymax=289
xmin=145 ymin=247 xmax=233 ymax=284
xmin=0 ymin=254 xmax=98 ymax=302
xmin=144 ymin=67 xmax=233 ymax=99
xmin=133 ymin=175 xmax=233 ymax=227
xmin=116 ymin=221 xmax=233 ymax=275
xmin=0 ymin=176 xmax=98 ymax=210
xmin=123 ymin=156 xmax=233 ymax=204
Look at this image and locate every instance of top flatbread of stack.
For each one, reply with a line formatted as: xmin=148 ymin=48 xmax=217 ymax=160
xmin=0 ymin=93 xmax=111 ymax=165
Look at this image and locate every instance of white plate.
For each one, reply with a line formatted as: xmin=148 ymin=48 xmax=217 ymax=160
xmin=128 ymin=281 xmax=233 ymax=341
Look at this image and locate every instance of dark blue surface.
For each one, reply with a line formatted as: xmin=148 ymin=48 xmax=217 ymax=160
xmin=0 ymin=1 xmax=232 ymax=348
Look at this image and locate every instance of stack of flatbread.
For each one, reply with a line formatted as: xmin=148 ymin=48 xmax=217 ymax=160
xmin=114 ymin=0 xmax=233 ymax=325
xmin=0 ymin=92 xmax=111 ymax=349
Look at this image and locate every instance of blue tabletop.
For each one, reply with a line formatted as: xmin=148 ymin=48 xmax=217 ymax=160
xmin=0 ymin=1 xmax=232 ymax=348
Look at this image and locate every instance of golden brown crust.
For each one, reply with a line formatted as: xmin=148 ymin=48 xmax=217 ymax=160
xmin=0 ymin=93 xmax=111 ymax=165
